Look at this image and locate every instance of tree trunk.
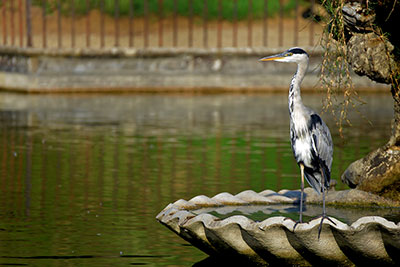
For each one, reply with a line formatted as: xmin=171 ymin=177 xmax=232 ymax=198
xmin=390 ymin=86 xmax=400 ymax=146
xmin=339 ymin=1 xmax=400 ymax=201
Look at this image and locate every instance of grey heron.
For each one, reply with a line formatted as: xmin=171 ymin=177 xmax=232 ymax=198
xmin=259 ymin=47 xmax=334 ymax=238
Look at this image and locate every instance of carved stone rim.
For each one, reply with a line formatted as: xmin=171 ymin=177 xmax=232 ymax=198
xmin=157 ymin=189 xmax=400 ymax=266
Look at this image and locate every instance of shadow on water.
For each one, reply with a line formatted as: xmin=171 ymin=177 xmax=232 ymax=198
xmin=193 ymin=255 xmax=258 ymax=266
xmin=0 ymin=93 xmax=394 ymax=266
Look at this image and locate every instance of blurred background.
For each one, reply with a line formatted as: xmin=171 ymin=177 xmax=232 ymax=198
xmin=0 ymin=1 xmax=393 ymax=266
xmin=1 ymin=0 xmax=321 ymax=48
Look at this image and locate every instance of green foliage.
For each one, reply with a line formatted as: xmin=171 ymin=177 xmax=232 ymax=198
xmin=32 ymin=0 xmax=304 ymax=20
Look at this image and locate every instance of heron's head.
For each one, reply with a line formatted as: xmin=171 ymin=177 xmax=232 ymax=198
xmin=259 ymin=47 xmax=309 ymax=64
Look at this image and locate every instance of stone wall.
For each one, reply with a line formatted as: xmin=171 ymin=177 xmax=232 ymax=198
xmin=0 ymin=47 xmax=389 ymax=93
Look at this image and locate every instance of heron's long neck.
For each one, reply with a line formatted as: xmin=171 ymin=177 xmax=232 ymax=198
xmin=288 ymin=60 xmax=308 ymax=115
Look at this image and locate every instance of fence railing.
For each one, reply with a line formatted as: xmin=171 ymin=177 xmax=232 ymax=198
xmin=0 ymin=0 xmax=322 ymax=50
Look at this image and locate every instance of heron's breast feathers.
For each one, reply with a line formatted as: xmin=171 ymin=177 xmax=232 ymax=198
xmin=290 ymin=112 xmax=333 ymax=171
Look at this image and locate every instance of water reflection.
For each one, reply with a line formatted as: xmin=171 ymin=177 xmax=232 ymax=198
xmin=0 ymin=93 xmax=393 ymax=266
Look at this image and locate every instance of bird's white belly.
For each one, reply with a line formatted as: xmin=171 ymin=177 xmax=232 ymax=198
xmin=293 ymin=137 xmax=312 ymax=167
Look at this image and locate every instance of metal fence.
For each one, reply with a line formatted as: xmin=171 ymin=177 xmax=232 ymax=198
xmin=0 ymin=0 xmax=321 ymax=49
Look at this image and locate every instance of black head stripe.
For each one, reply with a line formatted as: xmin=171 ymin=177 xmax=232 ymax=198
xmin=287 ymin=48 xmax=308 ymax=56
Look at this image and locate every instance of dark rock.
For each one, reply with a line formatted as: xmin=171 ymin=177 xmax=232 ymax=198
xmin=347 ymin=32 xmax=396 ymax=84
xmin=342 ymin=145 xmax=400 ymax=201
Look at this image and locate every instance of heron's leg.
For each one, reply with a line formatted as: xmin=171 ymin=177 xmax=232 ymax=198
xmin=293 ymin=164 xmax=305 ymax=230
xmin=299 ymin=163 xmax=305 ymax=222
xmin=322 ymin=181 xmax=326 ymax=215
xmin=317 ymin=167 xmax=335 ymax=239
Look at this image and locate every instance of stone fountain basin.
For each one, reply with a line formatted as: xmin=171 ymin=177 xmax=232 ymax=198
xmin=156 ymin=188 xmax=400 ymax=266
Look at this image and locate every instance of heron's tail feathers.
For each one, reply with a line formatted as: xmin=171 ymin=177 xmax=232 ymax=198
xmin=303 ymin=160 xmax=330 ymax=194
xmin=319 ymin=160 xmax=331 ymax=190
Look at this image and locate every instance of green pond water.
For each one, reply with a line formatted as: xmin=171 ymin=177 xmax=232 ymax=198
xmin=0 ymin=92 xmax=393 ymax=266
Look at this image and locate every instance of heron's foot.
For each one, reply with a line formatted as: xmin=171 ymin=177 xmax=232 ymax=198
xmin=283 ymin=217 xmax=303 ymax=232
xmin=315 ymin=214 xmax=336 ymax=239
xmin=293 ymin=220 xmax=303 ymax=231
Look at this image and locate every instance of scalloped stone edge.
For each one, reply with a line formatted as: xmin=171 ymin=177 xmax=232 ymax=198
xmin=157 ymin=189 xmax=400 ymax=266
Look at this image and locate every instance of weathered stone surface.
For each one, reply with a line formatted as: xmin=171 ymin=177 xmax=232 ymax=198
xmin=303 ymin=187 xmax=400 ymax=206
xmin=172 ymin=199 xmax=199 ymax=210
xmin=259 ymin=189 xmax=295 ymax=203
xmin=0 ymin=47 xmax=388 ymax=93
xmin=347 ymin=32 xmax=396 ymax=84
xmin=340 ymin=1 xmax=400 ymax=202
xmin=342 ymin=1 xmax=399 ymax=85
xmin=235 ymin=190 xmax=276 ymax=204
xmin=342 ymin=1 xmax=375 ymax=33
xmin=212 ymin=192 xmax=247 ymax=205
xmin=157 ymin=189 xmax=400 ymax=266
xmin=189 ymin=195 xmax=222 ymax=207
xmin=342 ymin=145 xmax=400 ymax=201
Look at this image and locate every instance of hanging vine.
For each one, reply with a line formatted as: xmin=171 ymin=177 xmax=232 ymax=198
xmin=319 ymin=0 xmax=367 ymax=137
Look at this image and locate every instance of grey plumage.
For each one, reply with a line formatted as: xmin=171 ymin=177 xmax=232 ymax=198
xmin=290 ymin=107 xmax=333 ymax=194
xmin=260 ymin=47 xmax=334 ymax=238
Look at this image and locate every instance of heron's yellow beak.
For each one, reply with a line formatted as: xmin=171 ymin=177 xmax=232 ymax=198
xmin=258 ymin=54 xmax=284 ymax=62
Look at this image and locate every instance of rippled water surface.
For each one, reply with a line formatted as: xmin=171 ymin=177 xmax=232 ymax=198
xmin=0 ymin=93 xmax=393 ymax=266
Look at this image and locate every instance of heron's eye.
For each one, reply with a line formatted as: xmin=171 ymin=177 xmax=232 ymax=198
xmin=286 ymin=52 xmax=293 ymax=56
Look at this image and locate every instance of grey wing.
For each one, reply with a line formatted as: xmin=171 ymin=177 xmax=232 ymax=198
xmin=308 ymin=113 xmax=333 ymax=171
